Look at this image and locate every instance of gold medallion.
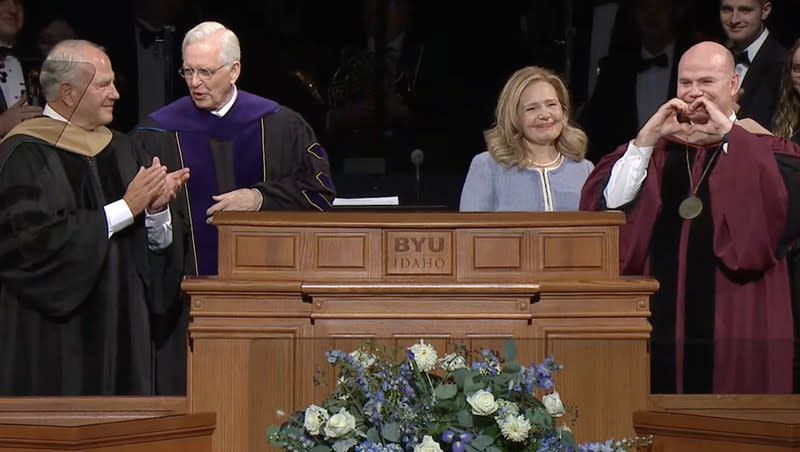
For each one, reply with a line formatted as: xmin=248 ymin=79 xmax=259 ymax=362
xmin=678 ymin=195 xmax=703 ymax=220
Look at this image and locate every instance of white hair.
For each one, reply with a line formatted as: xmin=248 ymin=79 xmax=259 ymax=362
xmin=182 ymin=21 xmax=240 ymax=66
xmin=39 ymin=39 xmax=104 ymax=102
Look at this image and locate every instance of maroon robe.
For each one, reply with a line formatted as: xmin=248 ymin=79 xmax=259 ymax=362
xmin=580 ymin=125 xmax=797 ymax=393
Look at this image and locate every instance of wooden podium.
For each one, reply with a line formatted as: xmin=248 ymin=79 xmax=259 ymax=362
xmin=633 ymin=395 xmax=800 ymax=451
xmin=183 ymin=211 xmax=659 ymax=452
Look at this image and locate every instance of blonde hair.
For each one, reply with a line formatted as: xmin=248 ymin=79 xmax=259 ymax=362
xmin=484 ymin=66 xmax=588 ymax=169
xmin=773 ymin=38 xmax=800 ymax=140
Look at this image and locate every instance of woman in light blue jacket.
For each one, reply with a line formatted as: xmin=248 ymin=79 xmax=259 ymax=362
xmin=460 ymin=66 xmax=593 ymax=212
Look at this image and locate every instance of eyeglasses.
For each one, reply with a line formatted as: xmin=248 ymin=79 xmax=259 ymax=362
xmin=178 ymin=64 xmax=227 ymax=80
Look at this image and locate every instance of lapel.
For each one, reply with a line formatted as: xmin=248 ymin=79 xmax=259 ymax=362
xmin=740 ymin=34 xmax=778 ymax=96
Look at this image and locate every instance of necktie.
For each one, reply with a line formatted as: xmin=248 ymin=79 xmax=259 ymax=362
xmin=733 ymin=51 xmax=750 ymax=66
xmin=637 ymin=53 xmax=668 ymax=72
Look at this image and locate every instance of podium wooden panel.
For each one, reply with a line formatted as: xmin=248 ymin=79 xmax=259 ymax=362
xmin=184 ymin=212 xmax=659 ymax=452
xmin=633 ymin=395 xmax=800 ymax=451
xmin=0 ymin=413 xmax=214 ymax=451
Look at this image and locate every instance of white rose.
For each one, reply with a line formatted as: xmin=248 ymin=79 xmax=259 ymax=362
xmin=324 ymin=408 xmax=357 ymax=438
xmin=438 ymin=353 xmax=467 ymax=371
xmin=413 ymin=435 xmax=443 ymax=452
xmin=408 ymin=340 xmax=438 ymax=372
xmin=303 ymin=404 xmax=329 ymax=435
xmin=499 ymin=414 xmax=532 ymax=442
xmin=542 ymin=391 xmax=565 ymax=418
xmin=466 ymin=389 xmax=498 ymax=416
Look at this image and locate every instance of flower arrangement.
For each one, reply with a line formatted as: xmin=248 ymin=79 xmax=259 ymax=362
xmin=268 ymin=340 xmax=651 ymax=452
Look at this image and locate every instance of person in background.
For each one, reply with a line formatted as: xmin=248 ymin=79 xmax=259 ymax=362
xmin=0 ymin=0 xmax=42 ymax=138
xmin=773 ymin=38 xmax=800 ymax=144
xmin=131 ymin=21 xmax=335 ymax=395
xmin=581 ymin=41 xmax=800 ymax=394
xmin=772 ymin=37 xmax=800 ymax=394
xmin=459 ymin=66 xmax=593 ymax=212
xmin=719 ymin=0 xmax=784 ymax=128
xmin=0 ymin=39 xmax=188 ymax=395
xmin=581 ymin=0 xmax=693 ymax=163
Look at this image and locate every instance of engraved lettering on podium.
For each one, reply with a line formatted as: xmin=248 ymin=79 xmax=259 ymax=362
xmin=386 ymin=231 xmax=452 ymax=275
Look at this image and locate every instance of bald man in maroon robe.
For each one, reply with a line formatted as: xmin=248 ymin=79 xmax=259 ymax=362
xmin=580 ymin=41 xmax=800 ymax=394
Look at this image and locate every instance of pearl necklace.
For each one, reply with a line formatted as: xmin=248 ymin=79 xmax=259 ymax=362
xmin=527 ymin=153 xmax=562 ymax=168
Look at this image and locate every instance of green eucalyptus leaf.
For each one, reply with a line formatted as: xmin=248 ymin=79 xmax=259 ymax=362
xmin=382 ymin=423 xmax=401 ymax=442
xmin=472 ymin=434 xmax=494 ymax=449
xmin=464 ymin=444 xmax=481 ymax=452
xmin=367 ymin=427 xmax=379 ymax=443
xmin=560 ymin=430 xmax=576 ymax=446
xmin=503 ymin=340 xmax=517 ymax=362
xmin=463 ymin=374 xmax=483 ymax=394
xmin=435 ymin=383 xmax=458 ymax=399
xmin=266 ymin=426 xmax=283 ymax=447
xmin=457 ymin=409 xmax=474 ymax=428
xmin=502 ymin=362 xmax=521 ymax=374
xmin=486 ymin=447 xmax=504 ymax=452
xmin=453 ymin=368 xmax=468 ymax=386
xmin=493 ymin=373 xmax=512 ymax=389
xmin=310 ymin=445 xmax=332 ymax=452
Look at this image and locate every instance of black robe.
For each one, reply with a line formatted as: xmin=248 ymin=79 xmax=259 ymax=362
xmin=0 ymin=130 xmax=156 ymax=396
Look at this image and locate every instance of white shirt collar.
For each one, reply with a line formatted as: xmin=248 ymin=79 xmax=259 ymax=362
xmin=721 ymin=112 xmax=738 ymax=154
xmin=742 ymin=28 xmax=769 ymax=62
xmin=43 ymin=104 xmax=70 ymax=123
xmin=211 ymin=85 xmax=238 ymax=117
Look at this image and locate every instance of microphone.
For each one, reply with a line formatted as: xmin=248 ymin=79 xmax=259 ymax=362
xmin=410 ymin=148 xmax=424 ymax=182
xmin=410 ymin=148 xmax=424 ymax=204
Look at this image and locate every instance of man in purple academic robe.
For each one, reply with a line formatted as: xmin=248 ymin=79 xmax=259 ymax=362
xmin=130 ymin=21 xmax=336 ymax=396
xmin=580 ymin=41 xmax=800 ymax=394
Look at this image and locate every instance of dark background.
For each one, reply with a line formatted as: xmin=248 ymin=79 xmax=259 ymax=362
xmin=19 ymin=0 xmax=800 ymax=208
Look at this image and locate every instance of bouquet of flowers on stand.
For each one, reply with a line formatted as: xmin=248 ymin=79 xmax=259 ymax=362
xmin=268 ymin=340 xmax=651 ymax=452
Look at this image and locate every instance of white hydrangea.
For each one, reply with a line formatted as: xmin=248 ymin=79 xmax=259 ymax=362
xmin=494 ymin=399 xmax=520 ymax=420
xmin=499 ymin=414 xmax=532 ymax=442
xmin=408 ymin=339 xmax=438 ymax=372
xmin=349 ymin=348 xmax=376 ymax=368
xmin=542 ymin=391 xmax=565 ymax=418
xmin=303 ymin=404 xmax=329 ymax=435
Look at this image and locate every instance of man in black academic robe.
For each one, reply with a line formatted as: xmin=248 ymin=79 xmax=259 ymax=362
xmin=0 ymin=40 xmax=187 ymax=396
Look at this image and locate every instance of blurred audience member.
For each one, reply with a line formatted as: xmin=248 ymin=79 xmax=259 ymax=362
xmin=772 ymin=37 xmax=800 ymax=394
xmin=773 ymin=38 xmax=800 ymax=143
xmin=36 ymin=18 xmax=76 ymax=57
xmin=0 ymin=0 xmax=41 ymax=137
xmin=460 ymin=66 xmax=593 ymax=212
xmin=581 ymin=0 xmax=692 ymax=163
xmin=720 ymin=0 xmax=784 ymax=128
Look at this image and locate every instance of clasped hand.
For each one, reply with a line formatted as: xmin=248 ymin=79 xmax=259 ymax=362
xmin=634 ymin=97 xmax=734 ymax=147
xmin=123 ymin=157 xmax=190 ymax=216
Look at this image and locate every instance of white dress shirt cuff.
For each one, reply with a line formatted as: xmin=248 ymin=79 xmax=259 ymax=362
xmin=145 ymin=207 xmax=173 ymax=250
xmin=603 ymin=140 xmax=654 ymax=208
xmin=105 ymin=199 xmax=134 ymax=238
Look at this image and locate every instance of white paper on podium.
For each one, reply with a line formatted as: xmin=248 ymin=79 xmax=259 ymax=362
xmin=332 ymin=196 xmax=400 ymax=206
